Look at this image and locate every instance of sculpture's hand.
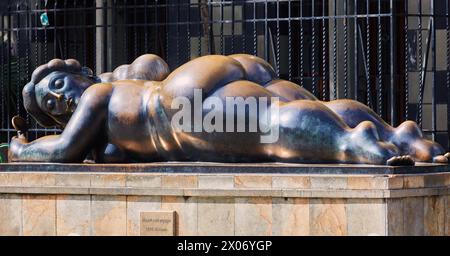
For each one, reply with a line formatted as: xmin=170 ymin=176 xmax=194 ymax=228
xmin=8 ymin=136 xmax=28 ymax=162
xmin=11 ymin=116 xmax=28 ymax=136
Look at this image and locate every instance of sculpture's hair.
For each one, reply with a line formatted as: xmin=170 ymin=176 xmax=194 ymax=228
xmin=22 ymin=58 xmax=93 ymax=127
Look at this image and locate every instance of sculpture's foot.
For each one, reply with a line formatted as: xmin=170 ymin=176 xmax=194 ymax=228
xmin=347 ymin=121 xmax=404 ymax=165
xmin=386 ymin=155 xmax=415 ymax=166
xmin=405 ymin=139 xmax=446 ymax=163
xmin=432 ymin=155 xmax=448 ymax=164
xmin=391 ymin=122 xmax=446 ymax=163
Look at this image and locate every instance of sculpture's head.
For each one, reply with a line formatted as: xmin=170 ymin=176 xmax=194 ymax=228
xmin=23 ymin=59 xmax=97 ymax=128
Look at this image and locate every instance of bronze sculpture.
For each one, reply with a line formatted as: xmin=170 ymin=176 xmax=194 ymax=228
xmin=8 ymin=54 xmax=449 ymax=165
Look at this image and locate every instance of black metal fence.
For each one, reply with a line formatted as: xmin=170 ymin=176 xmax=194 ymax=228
xmin=1 ymin=0 xmax=450 ymax=150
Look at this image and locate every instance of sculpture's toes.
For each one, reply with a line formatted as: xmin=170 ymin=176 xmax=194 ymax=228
xmin=83 ymin=159 xmax=96 ymax=164
xmin=434 ymin=155 xmax=449 ymax=164
xmin=444 ymin=152 xmax=450 ymax=160
xmin=386 ymin=155 xmax=415 ymax=166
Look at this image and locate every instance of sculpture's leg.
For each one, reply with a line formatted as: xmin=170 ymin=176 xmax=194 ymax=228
xmin=267 ymin=100 xmax=413 ymax=165
xmin=323 ymin=99 xmax=448 ymax=163
xmin=261 ymin=80 xmax=447 ymax=163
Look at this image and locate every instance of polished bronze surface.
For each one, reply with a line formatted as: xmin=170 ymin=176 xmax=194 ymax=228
xmin=8 ymin=54 xmax=449 ymax=165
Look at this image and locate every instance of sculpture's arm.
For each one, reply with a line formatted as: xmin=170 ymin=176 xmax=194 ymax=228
xmin=9 ymin=83 xmax=113 ymax=162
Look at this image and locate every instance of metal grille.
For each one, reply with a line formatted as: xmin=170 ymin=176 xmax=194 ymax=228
xmin=0 ymin=0 xmax=449 ymax=150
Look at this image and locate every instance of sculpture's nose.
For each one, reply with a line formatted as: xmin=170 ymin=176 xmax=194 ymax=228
xmin=48 ymin=91 xmax=64 ymax=101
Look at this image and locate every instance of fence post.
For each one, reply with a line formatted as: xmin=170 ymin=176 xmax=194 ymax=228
xmin=95 ymin=0 xmax=105 ymax=73
xmin=389 ymin=0 xmax=397 ymax=126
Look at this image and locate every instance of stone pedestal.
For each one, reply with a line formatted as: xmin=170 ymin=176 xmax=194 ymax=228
xmin=0 ymin=163 xmax=449 ymax=236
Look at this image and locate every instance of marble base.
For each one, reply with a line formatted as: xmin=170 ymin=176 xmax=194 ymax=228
xmin=0 ymin=163 xmax=449 ymax=236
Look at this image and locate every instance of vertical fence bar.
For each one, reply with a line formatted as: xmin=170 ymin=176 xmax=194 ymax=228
xmin=83 ymin=0 xmax=87 ymax=65
xmin=176 ymin=0 xmax=180 ymax=65
xmin=321 ymin=0 xmax=327 ymax=100
xmin=103 ymin=0 xmax=108 ymax=71
xmin=144 ymin=0 xmax=148 ymax=53
xmin=231 ymin=0 xmax=235 ymax=54
xmin=431 ymin=0 xmax=436 ymax=141
xmin=332 ymin=0 xmax=337 ymax=99
xmin=25 ymin=2 xmax=31 ymax=131
xmin=63 ymin=0 xmax=67 ymax=59
xmin=25 ymin=1 xmax=30 ymax=108
xmin=6 ymin=7 xmax=10 ymax=136
xmin=92 ymin=1 xmax=96 ymax=74
xmin=366 ymin=0 xmax=371 ymax=108
xmin=389 ymin=0 xmax=396 ymax=125
xmin=155 ymin=0 xmax=159 ymax=55
xmin=300 ymin=0 xmax=304 ymax=86
xmin=288 ymin=0 xmax=292 ymax=81
xmin=16 ymin=3 xmax=21 ymax=115
xmin=377 ymin=0 xmax=382 ymax=116
xmin=252 ymin=0 xmax=256 ymax=56
xmin=344 ymin=0 xmax=348 ymax=98
xmin=43 ymin=1 xmax=47 ymax=63
xmin=353 ymin=0 xmax=358 ymax=101
xmin=112 ymin=0 xmax=117 ymax=67
xmin=209 ymin=0 xmax=214 ymax=54
xmin=165 ymin=0 xmax=169 ymax=61
xmin=220 ymin=0 xmax=224 ymax=54
xmin=124 ymin=0 xmax=129 ymax=64
xmin=404 ymin=0 xmax=409 ymax=120
xmin=264 ymin=0 xmax=268 ymax=61
xmin=276 ymin=0 xmax=280 ymax=77
xmin=311 ymin=0 xmax=316 ymax=95
xmin=1 ymin=12 xmax=4 ymax=139
xmin=187 ymin=0 xmax=191 ymax=61
xmin=134 ymin=0 xmax=138 ymax=59
xmin=198 ymin=1 xmax=202 ymax=57
xmin=417 ymin=0 xmax=424 ymax=127
xmin=52 ymin=1 xmax=57 ymax=134
xmin=34 ymin=1 xmax=39 ymax=137
xmin=54 ymin=1 xmax=57 ymax=59
xmin=6 ymin=5 xmax=11 ymax=139
xmin=74 ymin=0 xmax=78 ymax=60
xmin=447 ymin=0 xmax=450 ymax=148
xmin=242 ymin=1 xmax=246 ymax=54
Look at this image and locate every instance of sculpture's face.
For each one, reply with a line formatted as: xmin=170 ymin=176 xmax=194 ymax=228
xmin=35 ymin=71 xmax=94 ymax=125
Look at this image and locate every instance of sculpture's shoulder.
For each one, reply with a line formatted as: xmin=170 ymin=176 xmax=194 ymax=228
xmin=80 ymin=82 xmax=114 ymax=105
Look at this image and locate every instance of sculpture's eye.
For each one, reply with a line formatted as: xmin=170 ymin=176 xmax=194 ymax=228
xmin=54 ymin=79 xmax=64 ymax=89
xmin=46 ymin=99 xmax=55 ymax=110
